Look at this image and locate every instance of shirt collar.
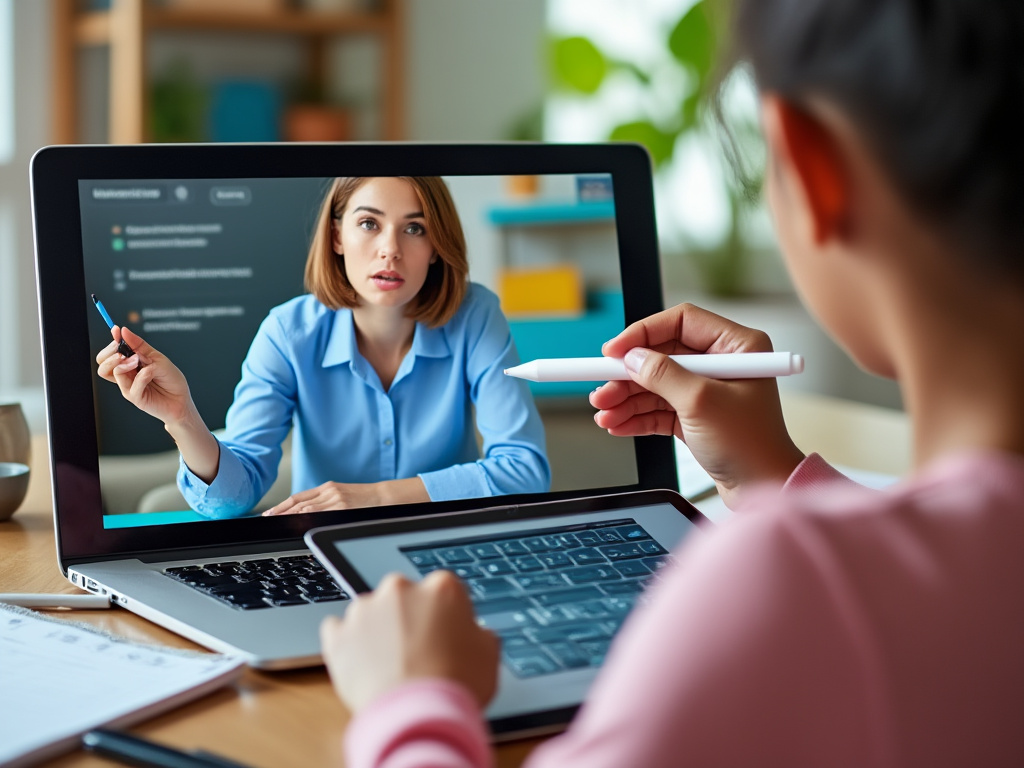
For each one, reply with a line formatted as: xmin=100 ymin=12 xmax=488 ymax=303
xmin=322 ymin=309 xmax=357 ymax=368
xmin=410 ymin=320 xmax=450 ymax=359
xmin=321 ymin=309 xmax=450 ymax=368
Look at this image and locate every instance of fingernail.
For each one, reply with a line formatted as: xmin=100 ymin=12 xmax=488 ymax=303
xmin=624 ymin=348 xmax=649 ymax=374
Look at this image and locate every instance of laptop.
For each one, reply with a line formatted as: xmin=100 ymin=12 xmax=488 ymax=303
xmin=30 ymin=142 xmax=676 ymax=669
xmin=305 ymin=488 xmax=707 ymax=740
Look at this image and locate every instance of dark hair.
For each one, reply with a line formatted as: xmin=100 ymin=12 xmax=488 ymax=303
xmin=724 ymin=0 xmax=1024 ymax=278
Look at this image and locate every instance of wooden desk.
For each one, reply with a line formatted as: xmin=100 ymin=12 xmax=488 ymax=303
xmin=0 ymin=394 xmax=910 ymax=767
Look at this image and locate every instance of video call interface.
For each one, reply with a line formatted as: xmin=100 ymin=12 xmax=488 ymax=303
xmin=79 ymin=174 xmax=638 ymax=529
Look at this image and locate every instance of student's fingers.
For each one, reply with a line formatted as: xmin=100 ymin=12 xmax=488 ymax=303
xmin=378 ymin=572 xmax=413 ymax=595
xmin=589 ymin=380 xmax=648 ymax=410
xmin=604 ymin=410 xmax=682 ymax=439
xmin=421 ymin=568 xmax=473 ymax=607
xmin=602 ymin=303 xmax=771 ymax=360
xmin=593 ymin=390 xmax=674 ymax=430
xmin=320 ymin=614 xmax=345 ymax=651
xmin=622 ymin=348 xmax=707 ymax=408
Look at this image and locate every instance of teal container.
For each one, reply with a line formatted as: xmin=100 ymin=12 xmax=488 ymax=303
xmin=508 ymin=289 xmax=625 ymax=398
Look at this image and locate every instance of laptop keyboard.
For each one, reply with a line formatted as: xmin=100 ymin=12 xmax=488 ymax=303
xmin=400 ymin=518 xmax=674 ymax=678
xmin=164 ymin=554 xmax=349 ymax=610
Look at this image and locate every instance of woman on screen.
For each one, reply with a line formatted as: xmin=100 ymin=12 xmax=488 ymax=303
xmin=95 ymin=176 xmax=550 ymax=519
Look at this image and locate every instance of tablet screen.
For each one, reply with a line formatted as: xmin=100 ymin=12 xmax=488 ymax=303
xmin=309 ymin=495 xmax=701 ymax=726
xmin=78 ymin=174 xmax=639 ymax=529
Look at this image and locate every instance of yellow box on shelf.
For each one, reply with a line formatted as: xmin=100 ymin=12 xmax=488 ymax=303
xmin=498 ymin=265 xmax=585 ymax=318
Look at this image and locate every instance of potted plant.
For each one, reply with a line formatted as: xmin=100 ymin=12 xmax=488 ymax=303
xmin=550 ymin=1 xmax=765 ymax=297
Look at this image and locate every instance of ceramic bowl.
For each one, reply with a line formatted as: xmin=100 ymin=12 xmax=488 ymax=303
xmin=0 ymin=462 xmax=30 ymax=521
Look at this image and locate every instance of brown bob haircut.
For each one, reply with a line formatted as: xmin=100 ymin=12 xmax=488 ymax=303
xmin=304 ymin=176 xmax=469 ymax=328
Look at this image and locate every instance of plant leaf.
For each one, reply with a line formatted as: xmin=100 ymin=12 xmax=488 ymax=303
xmin=610 ymin=59 xmax=652 ymax=86
xmin=680 ymin=90 xmax=701 ymax=132
xmin=551 ymin=36 xmax=608 ymax=95
xmin=668 ymin=2 xmax=715 ymax=82
xmin=609 ymin=121 xmax=678 ymax=167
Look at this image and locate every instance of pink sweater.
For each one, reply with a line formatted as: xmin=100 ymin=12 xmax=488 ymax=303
xmin=346 ymin=452 xmax=1024 ymax=768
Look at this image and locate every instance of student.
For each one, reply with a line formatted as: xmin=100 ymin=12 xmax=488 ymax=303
xmin=96 ymin=176 xmax=550 ymax=519
xmin=318 ymin=2 xmax=1024 ymax=766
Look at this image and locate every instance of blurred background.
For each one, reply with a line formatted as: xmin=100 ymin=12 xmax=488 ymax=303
xmin=0 ymin=0 xmax=901 ymax=436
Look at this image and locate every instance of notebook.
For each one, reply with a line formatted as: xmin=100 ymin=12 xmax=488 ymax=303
xmin=0 ymin=602 xmax=244 ymax=767
xmin=29 ymin=142 xmax=678 ymax=668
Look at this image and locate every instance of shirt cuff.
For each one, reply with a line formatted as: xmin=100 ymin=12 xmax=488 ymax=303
xmin=345 ymin=678 xmax=492 ymax=768
xmin=176 ymin=440 xmax=253 ymax=519
xmin=419 ymin=463 xmax=490 ymax=502
xmin=781 ymin=452 xmax=859 ymax=496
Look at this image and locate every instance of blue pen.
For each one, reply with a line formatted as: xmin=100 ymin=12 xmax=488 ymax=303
xmin=91 ymin=293 xmax=135 ymax=358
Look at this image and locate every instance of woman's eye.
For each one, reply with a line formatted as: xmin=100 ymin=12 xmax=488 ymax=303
xmin=405 ymin=222 xmax=426 ymax=236
xmin=358 ymin=219 xmax=379 ymax=231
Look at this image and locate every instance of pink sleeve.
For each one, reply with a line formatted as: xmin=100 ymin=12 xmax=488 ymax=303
xmin=343 ymin=459 xmax=876 ymax=768
xmin=782 ymin=452 xmax=860 ymax=495
xmin=344 ymin=678 xmax=493 ymax=768
xmin=518 ymin=511 xmax=885 ymax=768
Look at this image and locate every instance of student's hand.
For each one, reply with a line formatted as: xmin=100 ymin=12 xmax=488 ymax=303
xmin=590 ymin=303 xmax=805 ymax=507
xmin=95 ymin=326 xmax=197 ymax=427
xmin=320 ymin=571 xmax=500 ymax=715
xmin=261 ymin=477 xmax=431 ymax=516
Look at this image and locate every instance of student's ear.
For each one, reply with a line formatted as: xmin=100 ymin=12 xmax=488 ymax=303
xmin=761 ymin=95 xmax=848 ymax=244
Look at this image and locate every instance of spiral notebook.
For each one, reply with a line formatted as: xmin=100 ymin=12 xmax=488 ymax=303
xmin=0 ymin=602 xmax=245 ymax=768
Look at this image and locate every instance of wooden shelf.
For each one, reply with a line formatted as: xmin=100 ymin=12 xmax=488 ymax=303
xmin=53 ymin=0 xmax=405 ymax=144
xmin=75 ymin=7 xmax=390 ymax=44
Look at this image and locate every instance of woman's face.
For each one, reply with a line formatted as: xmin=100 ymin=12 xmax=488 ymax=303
xmin=333 ymin=177 xmax=437 ymax=311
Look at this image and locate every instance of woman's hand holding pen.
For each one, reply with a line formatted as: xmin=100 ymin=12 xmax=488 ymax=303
xmin=96 ymin=326 xmax=194 ymax=425
xmin=96 ymin=326 xmax=220 ymax=484
xmin=590 ymin=303 xmax=805 ymax=508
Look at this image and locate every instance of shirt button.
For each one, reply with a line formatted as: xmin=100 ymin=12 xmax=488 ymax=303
xmin=384 ymin=439 xmax=393 ymax=446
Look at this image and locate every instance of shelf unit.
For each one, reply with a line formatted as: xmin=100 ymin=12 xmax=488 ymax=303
xmin=51 ymin=0 xmax=405 ymax=144
xmin=487 ymin=200 xmax=624 ymax=398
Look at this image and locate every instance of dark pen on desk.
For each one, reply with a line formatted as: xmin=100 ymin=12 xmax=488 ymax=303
xmin=91 ymin=293 xmax=135 ymax=358
xmin=83 ymin=729 xmax=255 ymax=768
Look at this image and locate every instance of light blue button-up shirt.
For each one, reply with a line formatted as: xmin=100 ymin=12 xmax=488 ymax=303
xmin=178 ymin=283 xmax=550 ymax=519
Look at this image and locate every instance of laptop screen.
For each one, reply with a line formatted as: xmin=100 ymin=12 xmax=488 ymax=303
xmin=33 ymin=143 xmax=673 ymax=560
xmin=77 ymin=173 xmax=639 ymax=530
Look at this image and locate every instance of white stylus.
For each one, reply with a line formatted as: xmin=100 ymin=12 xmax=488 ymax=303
xmin=504 ymin=352 xmax=804 ymax=382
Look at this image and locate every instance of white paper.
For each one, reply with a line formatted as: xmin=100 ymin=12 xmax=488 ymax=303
xmin=0 ymin=603 xmax=245 ymax=768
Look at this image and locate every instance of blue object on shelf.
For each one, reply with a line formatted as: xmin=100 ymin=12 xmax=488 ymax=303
xmin=208 ymin=80 xmax=281 ymax=143
xmin=487 ymin=201 xmax=616 ymax=227
xmin=509 ymin=289 xmax=625 ymax=398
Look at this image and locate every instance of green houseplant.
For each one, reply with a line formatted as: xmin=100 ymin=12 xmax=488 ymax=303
xmin=550 ymin=1 xmax=763 ymax=296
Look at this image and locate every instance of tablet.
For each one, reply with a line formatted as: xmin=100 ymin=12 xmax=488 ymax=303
xmin=305 ymin=488 xmax=708 ymax=740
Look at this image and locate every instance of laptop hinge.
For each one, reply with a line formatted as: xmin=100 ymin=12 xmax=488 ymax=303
xmin=65 ymin=538 xmax=308 ymax=567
